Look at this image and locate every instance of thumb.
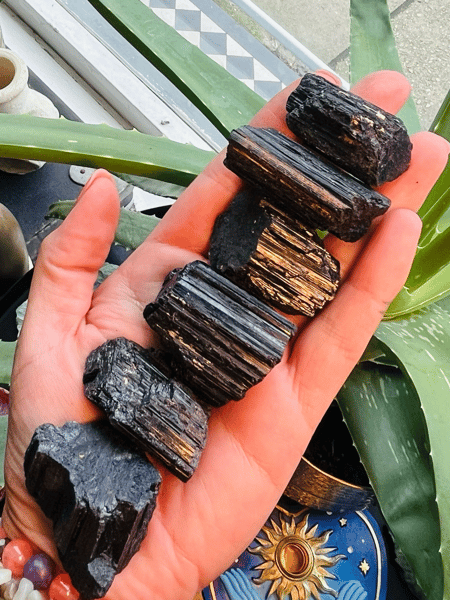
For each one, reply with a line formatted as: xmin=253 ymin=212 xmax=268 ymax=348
xmin=26 ymin=169 xmax=120 ymax=331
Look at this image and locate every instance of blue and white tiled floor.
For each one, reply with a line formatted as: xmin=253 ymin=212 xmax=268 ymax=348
xmin=140 ymin=0 xmax=300 ymax=100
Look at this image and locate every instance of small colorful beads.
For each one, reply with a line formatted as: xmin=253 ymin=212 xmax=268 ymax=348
xmin=23 ymin=553 xmax=54 ymax=590
xmin=0 ymin=531 xmax=79 ymax=600
xmin=48 ymin=573 xmax=79 ymax=600
xmin=2 ymin=540 xmax=34 ymax=579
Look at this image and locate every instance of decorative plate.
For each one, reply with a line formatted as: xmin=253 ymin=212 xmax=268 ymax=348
xmin=201 ymin=496 xmax=387 ymax=600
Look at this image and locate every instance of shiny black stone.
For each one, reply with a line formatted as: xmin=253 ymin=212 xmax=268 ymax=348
xmin=144 ymin=260 xmax=296 ymax=407
xmin=286 ymin=73 xmax=412 ymax=187
xmin=84 ymin=337 xmax=208 ymax=481
xmin=24 ymin=420 xmax=161 ymax=600
xmin=209 ymin=189 xmax=340 ymax=315
xmin=224 ymin=126 xmax=391 ymax=242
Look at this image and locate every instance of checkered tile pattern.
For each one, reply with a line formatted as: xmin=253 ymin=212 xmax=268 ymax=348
xmin=140 ymin=0 xmax=290 ymax=100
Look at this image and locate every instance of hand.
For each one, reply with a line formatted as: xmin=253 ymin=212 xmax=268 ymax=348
xmin=3 ymin=70 xmax=449 ymax=600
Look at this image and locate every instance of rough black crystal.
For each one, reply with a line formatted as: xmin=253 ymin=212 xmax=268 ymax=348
xmin=24 ymin=420 xmax=161 ymax=600
xmin=84 ymin=337 xmax=208 ymax=481
xmin=144 ymin=260 xmax=296 ymax=406
xmin=224 ymin=126 xmax=391 ymax=241
xmin=209 ymin=190 xmax=340 ymax=315
xmin=286 ymin=73 xmax=412 ymax=187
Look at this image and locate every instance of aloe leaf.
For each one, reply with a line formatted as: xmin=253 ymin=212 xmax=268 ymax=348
xmin=350 ymin=0 xmax=421 ymax=133
xmin=375 ymin=296 xmax=450 ymax=599
xmin=87 ymin=0 xmax=265 ymax=137
xmin=385 ymin=159 xmax=450 ymax=319
xmin=97 ymin=263 xmax=119 ymax=285
xmin=113 ymin=173 xmax=186 ymax=199
xmin=0 ymin=341 xmax=16 ymax=386
xmin=385 ymin=85 xmax=450 ymax=319
xmin=338 ymin=348 xmax=441 ymax=600
xmin=0 ymin=115 xmax=215 ymax=185
xmin=431 ymin=90 xmax=450 ymax=140
xmin=47 ymin=201 xmax=161 ymax=250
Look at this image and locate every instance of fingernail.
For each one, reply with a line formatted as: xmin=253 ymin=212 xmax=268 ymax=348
xmin=314 ymin=69 xmax=342 ymax=87
xmin=76 ymin=169 xmax=107 ymax=203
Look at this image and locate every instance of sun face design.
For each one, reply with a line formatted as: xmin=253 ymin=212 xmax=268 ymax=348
xmin=249 ymin=511 xmax=345 ymax=600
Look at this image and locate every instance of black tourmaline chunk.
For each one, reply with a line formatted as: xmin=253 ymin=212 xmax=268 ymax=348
xmin=24 ymin=420 xmax=161 ymax=600
xmin=83 ymin=337 xmax=208 ymax=482
xmin=143 ymin=260 xmax=296 ymax=407
xmin=285 ymin=73 xmax=412 ymax=187
xmin=224 ymin=126 xmax=390 ymax=242
xmin=209 ymin=189 xmax=340 ymax=316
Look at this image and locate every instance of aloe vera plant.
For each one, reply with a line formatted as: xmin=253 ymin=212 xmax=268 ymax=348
xmin=0 ymin=1 xmax=449 ymax=598
xmin=337 ymin=2 xmax=450 ymax=599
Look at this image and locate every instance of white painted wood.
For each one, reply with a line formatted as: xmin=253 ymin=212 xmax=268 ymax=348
xmin=3 ymin=0 xmax=222 ymax=149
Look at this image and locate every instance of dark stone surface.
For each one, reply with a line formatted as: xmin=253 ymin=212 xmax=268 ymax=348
xmin=224 ymin=126 xmax=391 ymax=242
xmin=84 ymin=337 xmax=208 ymax=481
xmin=286 ymin=73 xmax=412 ymax=187
xmin=144 ymin=260 xmax=296 ymax=406
xmin=24 ymin=420 xmax=161 ymax=600
xmin=209 ymin=190 xmax=340 ymax=315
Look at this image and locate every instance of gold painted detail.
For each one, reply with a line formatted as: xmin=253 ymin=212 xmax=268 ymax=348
xmin=359 ymin=559 xmax=370 ymax=576
xmin=249 ymin=510 xmax=345 ymax=600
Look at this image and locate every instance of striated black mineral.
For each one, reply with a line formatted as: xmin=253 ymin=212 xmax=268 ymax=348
xmin=24 ymin=420 xmax=161 ymax=600
xmin=209 ymin=189 xmax=340 ymax=316
xmin=83 ymin=337 xmax=208 ymax=482
xmin=224 ymin=126 xmax=391 ymax=242
xmin=144 ymin=260 xmax=296 ymax=407
xmin=285 ymin=73 xmax=412 ymax=187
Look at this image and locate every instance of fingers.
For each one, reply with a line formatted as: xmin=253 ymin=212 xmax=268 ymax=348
xmin=26 ymin=170 xmax=120 ymax=329
xmin=351 ymin=70 xmax=412 ymax=114
xmin=148 ymin=70 xmax=417 ymax=256
xmin=288 ymin=208 xmax=422 ymax=430
xmin=379 ymin=131 xmax=450 ymax=210
xmin=324 ymin=131 xmax=450 ymax=277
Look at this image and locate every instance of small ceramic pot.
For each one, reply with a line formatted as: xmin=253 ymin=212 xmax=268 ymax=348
xmin=0 ymin=48 xmax=59 ymax=173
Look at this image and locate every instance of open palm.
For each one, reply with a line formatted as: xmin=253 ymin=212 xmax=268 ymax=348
xmin=3 ymin=71 xmax=449 ymax=600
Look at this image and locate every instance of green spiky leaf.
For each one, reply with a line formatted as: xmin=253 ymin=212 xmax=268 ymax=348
xmin=0 ymin=341 xmax=16 ymax=386
xmin=386 ymin=163 xmax=450 ymax=318
xmin=0 ymin=114 xmax=215 ymax=185
xmin=87 ymin=0 xmax=265 ymax=137
xmin=113 ymin=173 xmax=186 ymax=199
xmin=339 ymin=338 xmax=441 ymax=600
xmin=47 ymin=201 xmax=161 ymax=250
xmin=374 ymin=296 xmax=450 ymax=599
